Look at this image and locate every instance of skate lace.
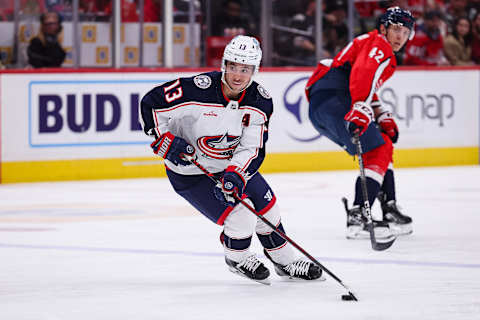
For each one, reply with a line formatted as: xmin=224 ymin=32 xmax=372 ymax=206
xmin=284 ymin=260 xmax=310 ymax=277
xmin=237 ymin=255 xmax=262 ymax=272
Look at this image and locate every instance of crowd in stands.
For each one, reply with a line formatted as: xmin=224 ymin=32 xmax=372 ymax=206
xmin=273 ymin=0 xmax=480 ymax=66
xmin=2 ymin=0 xmax=480 ymax=67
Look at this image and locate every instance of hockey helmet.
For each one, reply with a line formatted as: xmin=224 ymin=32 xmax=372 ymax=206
xmin=221 ymin=35 xmax=262 ymax=74
xmin=379 ymin=6 xmax=415 ymax=40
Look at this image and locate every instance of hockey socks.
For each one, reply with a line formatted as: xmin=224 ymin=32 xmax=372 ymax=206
xmin=353 ymin=176 xmax=380 ymax=207
xmin=381 ymin=169 xmax=396 ymax=202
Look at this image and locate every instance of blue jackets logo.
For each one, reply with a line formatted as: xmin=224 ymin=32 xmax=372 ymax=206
xmin=197 ymin=133 xmax=241 ymax=159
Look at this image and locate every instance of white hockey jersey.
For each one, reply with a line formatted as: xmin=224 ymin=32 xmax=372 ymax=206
xmin=140 ymin=71 xmax=273 ymax=178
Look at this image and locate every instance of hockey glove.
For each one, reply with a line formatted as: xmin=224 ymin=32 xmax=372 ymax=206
xmin=344 ymin=102 xmax=374 ymax=136
xmin=151 ymin=132 xmax=195 ymax=166
xmin=214 ymin=166 xmax=246 ymax=206
xmin=377 ymin=111 xmax=399 ymax=143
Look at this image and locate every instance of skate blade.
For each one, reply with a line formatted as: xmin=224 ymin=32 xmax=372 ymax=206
xmin=346 ymin=227 xmax=371 ymax=240
xmin=389 ymin=223 xmax=413 ymax=236
xmin=277 ymin=275 xmax=326 ymax=282
xmin=228 ymin=267 xmax=271 ymax=285
xmin=346 ymin=226 xmax=394 ymax=240
xmin=274 ymin=268 xmax=326 ymax=282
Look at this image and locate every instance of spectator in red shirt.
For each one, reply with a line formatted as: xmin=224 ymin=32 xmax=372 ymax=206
xmin=403 ymin=10 xmax=449 ymax=65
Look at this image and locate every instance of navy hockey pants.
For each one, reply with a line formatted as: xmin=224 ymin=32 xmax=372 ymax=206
xmin=166 ymin=168 xmax=276 ymax=225
xmin=308 ymin=75 xmax=385 ymax=155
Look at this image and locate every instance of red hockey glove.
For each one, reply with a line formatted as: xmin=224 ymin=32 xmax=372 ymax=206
xmin=213 ymin=166 xmax=247 ymax=206
xmin=344 ymin=102 xmax=374 ymax=136
xmin=377 ymin=111 xmax=399 ymax=143
xmin=151 ymin=132 xmax=195 ymax=166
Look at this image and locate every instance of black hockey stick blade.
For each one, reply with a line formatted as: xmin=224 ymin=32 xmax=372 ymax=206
xmin=365 ymin=221 xmax=396 ymax=251
xmin=342 ymin=197 xmax=395 ymax=250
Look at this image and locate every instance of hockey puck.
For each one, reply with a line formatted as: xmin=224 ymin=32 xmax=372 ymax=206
xmin=341 ymin=294 xmax=355 ymax=301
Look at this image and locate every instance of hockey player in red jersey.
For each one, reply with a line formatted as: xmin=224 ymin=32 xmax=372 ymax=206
xmin=306 ymin=7 xmax=414 ymax=240
xmin=140 ymin=35 xmax=323 ymax=283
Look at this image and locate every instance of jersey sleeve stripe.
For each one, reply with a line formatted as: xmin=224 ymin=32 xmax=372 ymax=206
xmin=240 ymin=123 xmax=264 ymax=172
xmin=153 ymin=101 xmax=224 ymax=113
xmin=365 ymin=57 xmax=390 ymax=105
xmin=337 ymin=41 xmax=353 ymax=61
xmin=152 ymin=110 xmax=162 ymax=137
xmin=238 ymin=106 xmax=268 ymax=122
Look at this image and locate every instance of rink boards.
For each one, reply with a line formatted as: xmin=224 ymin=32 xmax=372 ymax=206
xmin=0 ymin=67 xmax=478 ymax=183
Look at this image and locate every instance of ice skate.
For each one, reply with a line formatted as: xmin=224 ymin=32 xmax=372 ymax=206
xmin=377 ymin=191 xmax=413 ymax=236
xmin=225 ymin=254 xmax=271 ymax=285
xmin=263 ymin=249 xmax=324 ymax=281
xmin=342 ymin=197 xmax=394 ymax=240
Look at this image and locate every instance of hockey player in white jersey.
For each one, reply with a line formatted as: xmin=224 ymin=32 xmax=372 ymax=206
xmin=140 ymin=35 xmax=322 ymax=283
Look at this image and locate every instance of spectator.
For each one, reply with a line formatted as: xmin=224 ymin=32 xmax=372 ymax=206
xmin=467 ymin=0 xmax=480 ymax=21
xmin=27 ymin=11 xmax=66 ymax=68
xmin=79 ymin=0 xmax=98 ymax=14
xmin=471 ymin=12 xmax=480 ymax=63
xmin=324 ymin=0 xmax=348 ymax=56
xmin=119 ymin=0 xmax=138 ymax=22
xmin=354 ymin=0 xmax=383 ymax=19
xmin=288 ymin=0 xmax=318 ymax=64
xmin=45 ymin=0 xmax=72 ymax=13
xmin=144 ymin=0 xmax=161 ymax=22
xmin=20 ymin=0 xmax=46 ymax=15
xmin=0 ymin=0 xmax=14 ymax=21
xmin=286 ymin=0 xmax=337 ymax=65
xmin=444 ymin=0 xmax=468 ymax=33
xmin=403 ymin=10 xmax=449 ymax=65
xmin=393 ymin=0 xmax=446 ymax=19
xmin=212 ymin=0 xmax=256 ymax=37
xmin=79 ymin=0 xmax=111 ymax=21
xmin=444 ymin=16 xmax=473 ymax=65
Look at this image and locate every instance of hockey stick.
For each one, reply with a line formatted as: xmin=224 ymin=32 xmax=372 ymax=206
xmin=353 ymin=133 xmax=396 ymax=251
xmin=184 ymin=154 xmax=358 ymax=301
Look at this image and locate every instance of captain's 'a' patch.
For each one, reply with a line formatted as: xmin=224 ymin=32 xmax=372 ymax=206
xmin=194 ymin=75 xmax=212 ymax=89
xmin=257 ymin=84 xmax=271 ymax=99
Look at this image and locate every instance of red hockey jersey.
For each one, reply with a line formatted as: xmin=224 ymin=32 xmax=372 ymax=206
xmin=306 ymin=29 xmax=397 ymax=107
xmin=403 ymin=29 xmax=445 ymax=66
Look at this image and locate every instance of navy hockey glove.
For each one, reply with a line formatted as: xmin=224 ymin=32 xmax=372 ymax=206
xmin=376 ymin=111 xmax=399 ymax=143
xmin=344 ymin=102 xmax=374 ymax=136
xmin=151 ymin=132 xmax=195 ymax=166
xmin=214 ymin=166 xmax=246 ymax=206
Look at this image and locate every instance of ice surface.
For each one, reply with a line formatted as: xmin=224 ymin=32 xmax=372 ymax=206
xmin=0 ymin=166 xmax=479 ymax=320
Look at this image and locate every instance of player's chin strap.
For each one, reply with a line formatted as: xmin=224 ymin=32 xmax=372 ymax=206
xmin=221 ymin=70 xmax=254 ymax=93
xmin=352 ymin=133 xmax=396 ymax=251
xmin=182 ymin=154 xmax=359 ymax=302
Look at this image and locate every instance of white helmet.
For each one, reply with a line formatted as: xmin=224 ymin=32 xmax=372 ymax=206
xmin=221 ymin=35 xmax=262 ymax=74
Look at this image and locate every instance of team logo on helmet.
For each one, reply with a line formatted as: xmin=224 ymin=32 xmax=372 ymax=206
xmin=193 ymin=75 xmax=212 ymax=89
xmin=257 ymin=84 xmax=271 ymax=99
xmin=380 ymin=7 xmax=415 ymax=30
xmin=197 ymin=133 xmax=241 ymax=159
xmin=222 ymin=35 xmax=262 ymax=74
